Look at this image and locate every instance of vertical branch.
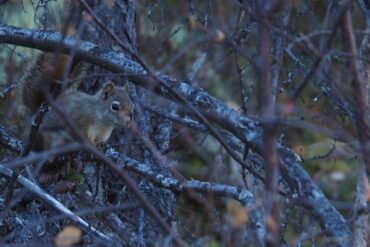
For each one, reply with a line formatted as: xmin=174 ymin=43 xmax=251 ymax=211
xmin=255 ymin=0 xmax=285 ymax=245
xmin=352 ymin=165 xmax=369 ymax=246
xmin=358 ymin=0 xmax=370 ymax=98
xmin=234 ymin=6 xmax=248 ymax=113
xmin=342 ymin=11 xmax=370 ymax=246
xmin=271 ymin=8 xmax=290 ymax=109
xmin=352 ymin=1 xmax=370 ymax=244
xmin=341 ymin=9 xmax=370 ymax=184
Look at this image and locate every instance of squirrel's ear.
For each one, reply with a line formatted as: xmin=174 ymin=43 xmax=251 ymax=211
xmin=101 ymin=82 xmax=116 ymax=100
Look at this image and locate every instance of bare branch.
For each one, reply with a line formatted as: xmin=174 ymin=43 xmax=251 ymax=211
xmin=0 ymin=24 xmax=351 ymax=244
xmin=105 ymin=147 xmax=266 ymax=245
xmin=291 ymin=0 xmax=351 ymax=100
xmin=341 ymin=9 xmax=370 ymax=183
xmin=0 ymin=164 xmax=112 ymax=242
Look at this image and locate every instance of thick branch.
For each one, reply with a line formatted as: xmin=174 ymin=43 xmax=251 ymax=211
xmin=0 ymin=25 xmax=350 ymax=243
xmin=105 ymin=148 xmax=265 ymax=245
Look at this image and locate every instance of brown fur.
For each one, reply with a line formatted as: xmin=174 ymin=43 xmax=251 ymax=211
xmin=22 ymin=53 xmax=74 ymax=114
xmin=22 ymin=51 xmax=134 ymax=150
xmin=36 ymin=82 xmax=134 ymax=149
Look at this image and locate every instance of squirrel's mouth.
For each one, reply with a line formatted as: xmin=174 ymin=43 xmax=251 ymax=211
xmin=122 ymin=116 xmax=132 ymax=128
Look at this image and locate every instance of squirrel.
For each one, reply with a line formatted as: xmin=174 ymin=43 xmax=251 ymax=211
xmin=22 ymin=52 xmax=134 ymax=150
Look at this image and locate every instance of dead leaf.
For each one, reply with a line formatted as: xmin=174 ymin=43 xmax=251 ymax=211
xmin=55 ymin=225 xmax=82 ymax=247
xmin=55 ymin=181 xmax=77 ymax=193
xmin=188 ymin=15 xmax=197 ymax=29
xmin=214 ymin=30 xmax=225 ymax=42
xmin=279 ymin=100 xmax=295 ymax=116
xmin=364 ymin=181 xmax=370 ymax=202
xmin=226 ymin=101 xmax=240 ymax=111
xmin=227 ymin=201 xmax=249 ymax=228
xmin=265 ymin=216 xmax=279 ymax=234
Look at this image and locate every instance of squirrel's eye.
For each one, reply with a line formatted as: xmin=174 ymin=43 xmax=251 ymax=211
xmin=111 ymin=101 xmax=120 ymax=112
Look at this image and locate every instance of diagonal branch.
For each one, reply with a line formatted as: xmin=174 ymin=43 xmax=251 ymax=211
xmin=290 ymin=0 xmax=351 ymax=100
xmin=0 ymin=163 xmax=112 ymax=242
xmin=0 ymin=25 xmax=350 ymax=244
xmin=0 ymin=123 xmax=265 ymax=244
xmin=105 ymin=148 xmax=266 ymax=245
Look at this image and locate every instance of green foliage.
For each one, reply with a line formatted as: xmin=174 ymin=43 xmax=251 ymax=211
xmin=64 ymin=169 xmax=85 ymax=187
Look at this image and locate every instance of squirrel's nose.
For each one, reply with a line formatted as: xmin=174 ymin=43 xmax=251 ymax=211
xmin=122 ymin=113 xmax=133 ymax=127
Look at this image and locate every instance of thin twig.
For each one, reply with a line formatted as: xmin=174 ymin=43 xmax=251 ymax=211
xmin=0 ymin=24 xmax=351 ymax=243
xmin=341 ymin=9 xmax=370 ymax=181
xmin=77 ymin=0 xmax=266 ymax=185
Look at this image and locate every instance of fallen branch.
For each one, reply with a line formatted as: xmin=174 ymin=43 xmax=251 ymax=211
xmin=0 ymin=164 xmax=112 ymax=242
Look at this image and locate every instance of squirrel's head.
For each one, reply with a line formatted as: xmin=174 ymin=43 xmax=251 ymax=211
xmin=98 ymin=82 xmax=134 ymax=128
